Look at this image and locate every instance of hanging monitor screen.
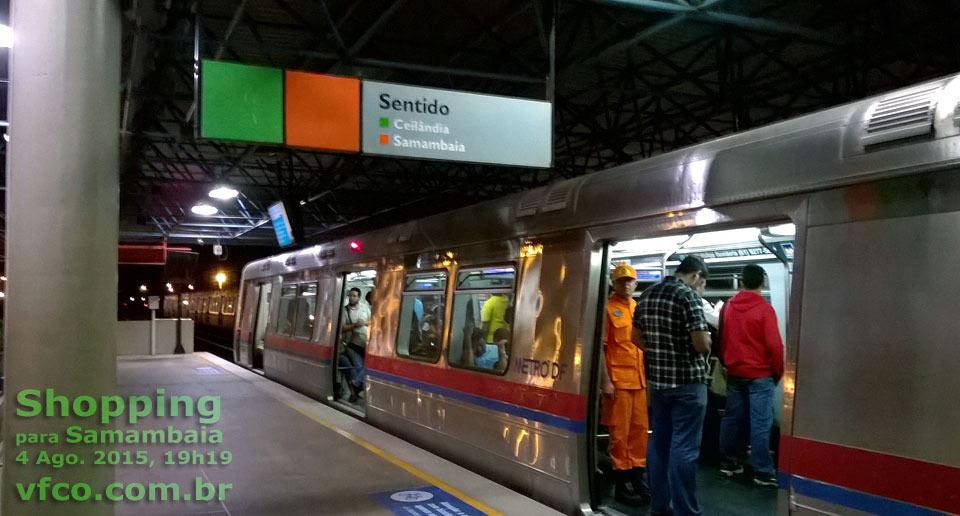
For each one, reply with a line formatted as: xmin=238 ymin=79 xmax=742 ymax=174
xmin=268 ymin=202 xmax=295 ymax=247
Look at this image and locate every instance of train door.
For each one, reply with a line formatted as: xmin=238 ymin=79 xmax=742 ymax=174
xmin=331 ymin=269 xmax=377 ymax=411
xmin=237 ymin=284 xmax=257 ymax=365
xmin=591 ymin=223 xmax=795 ymax=516
xmin=239 ymin=282 xmax=273 ymax=370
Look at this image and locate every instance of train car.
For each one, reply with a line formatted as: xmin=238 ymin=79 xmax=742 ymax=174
xmin=163 ymin=289 xmax=237 ymax=327
xmin=233 ymin=74 xmax=960 ymax=516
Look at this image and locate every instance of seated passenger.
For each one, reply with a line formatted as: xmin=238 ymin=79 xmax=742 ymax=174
xmin=493 ymin=328 xmax=510 ymax=360
xmin=410 ymin=313 xmax=441 ymax=357
xmin=467 ymin=327 xmax=508 ymax=370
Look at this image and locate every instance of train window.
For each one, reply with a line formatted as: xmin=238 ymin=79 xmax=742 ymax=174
xmin=293 ymin=283 xmax=318 ymax=339
xmin=200 ymin=297 xmax=209 ymax=314
xmin=275 ymin=285 xmax=298 ymax=336
xmin=448 ymin=266 xmax=516 ymax=374
xmin=395 ymin=271 xmax=447 ymax=362
xmin=221 ymin=296 xmax=235 ymax=315
xmin=209 ymin=297 xmax=222 ymax=314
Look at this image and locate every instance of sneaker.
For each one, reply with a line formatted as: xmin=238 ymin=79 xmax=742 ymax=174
xmin=347 ymin=383 xmax=360 ymax=403
xmin=719 ymin=460 xmax=744 ymax=477
xmin=754 ymin=473 xmax=779 ymax=488
xmin=613 ymin=470 xmax=647 ymax=507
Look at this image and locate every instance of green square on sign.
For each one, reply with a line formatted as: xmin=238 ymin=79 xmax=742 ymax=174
xmin=201 ymin=60 xmax=283 ymax=144
xmin=379 ymin=117 xmax=389 ymax=128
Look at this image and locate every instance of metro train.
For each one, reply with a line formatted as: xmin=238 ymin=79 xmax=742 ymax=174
xmin=162 ymin=289 xmax=238 ymax=329
xmin=232 ymin=74 xmax=960 ymax=516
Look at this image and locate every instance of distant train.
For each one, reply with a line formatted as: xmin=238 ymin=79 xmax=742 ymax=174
xmin=162 ymin=288 xmax=238 ymax=330
xmin=231 ymin=74 xmax=960 ymax=516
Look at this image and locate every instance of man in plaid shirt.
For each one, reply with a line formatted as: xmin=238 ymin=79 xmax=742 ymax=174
xmin=632 ymin=255 xmax=712 ymax=516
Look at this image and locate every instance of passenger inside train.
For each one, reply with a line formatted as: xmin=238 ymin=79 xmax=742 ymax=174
xmin=339 ymin=287 xmax=370 ymax=403
xmin=448 ymin=267 xmax=515 ymax=373
xmin=334 ymin=270 xmax=376 ymax=408
xmin=396 ymin=272 xmax=446 ymax=362
xmin=595 ymin=223 xmax=793 ymax=516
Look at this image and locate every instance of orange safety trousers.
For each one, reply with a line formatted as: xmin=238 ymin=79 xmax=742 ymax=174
xmin=603 ymin=387 xmax=649 ymax=470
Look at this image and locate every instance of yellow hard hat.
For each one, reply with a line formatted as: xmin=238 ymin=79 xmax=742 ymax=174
xmin=612 ymin=263 xmax=637 ymax=281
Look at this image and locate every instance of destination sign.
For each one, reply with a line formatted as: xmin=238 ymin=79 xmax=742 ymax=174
xmin=361 ymin=81 xmax=552 ymax=168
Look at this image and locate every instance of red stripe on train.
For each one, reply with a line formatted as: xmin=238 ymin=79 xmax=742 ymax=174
xmin=780 ymin=435 xmax=960 ymax=514
xmin=365 ymin=355 xmax=586 ymax=421
xmin=263 ymin=334 xmax=333 ymax=359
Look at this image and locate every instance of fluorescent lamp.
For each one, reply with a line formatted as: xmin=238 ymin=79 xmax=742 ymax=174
xmin=208 ymin=186 xmax=238 ymax=200
xmin=768 ymin=223 xmax=796 ymax=236
xmin=191 ymin=204 xmax=218 ymax=216
xmin=611 ymin=235 xmax=690 ymax=256
xmin=3 ymin=133 xmax=8 ymax=142
xmin=684 ymin=228 xmax=761 ymax=249
xmin=0 ymin=25 xmax=13 ymax=48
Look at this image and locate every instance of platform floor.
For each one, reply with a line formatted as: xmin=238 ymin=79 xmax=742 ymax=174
xmin=114 ymin=353 xmax=563 ymax=516
xmin=599 ymin=468 xmax=778 ymax=516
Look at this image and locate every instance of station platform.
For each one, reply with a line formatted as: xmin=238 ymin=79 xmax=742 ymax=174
xmin=115 ymin=353 xmax=564 ymax=516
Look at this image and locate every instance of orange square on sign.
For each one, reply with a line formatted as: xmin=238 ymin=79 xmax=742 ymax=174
xmin=284 ymin=71 xmax=359 ymax=152
xmin=379 ymin=134 xmax=389 ymax=145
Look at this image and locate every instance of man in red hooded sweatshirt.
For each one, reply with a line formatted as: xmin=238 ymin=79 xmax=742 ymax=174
xmin=717 ymin=264 xmax=784 ymax=488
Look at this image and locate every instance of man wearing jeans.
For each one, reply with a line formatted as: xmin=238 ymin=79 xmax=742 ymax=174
xmin=633 ymin=256 xmax=712 ymax=516
xmin=340 ymin=287 xmax=371 ymax=403
xmin=717 ymin=264 xmax=784 ymax=487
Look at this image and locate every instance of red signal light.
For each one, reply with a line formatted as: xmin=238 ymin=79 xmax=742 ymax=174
xmin=349 ymin=241 xmax=362 ymax=252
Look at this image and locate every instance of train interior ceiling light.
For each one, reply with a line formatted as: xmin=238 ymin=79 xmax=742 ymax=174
xmin=0 ymin=25 xmax=12 ymax=48
xmin=611 ymin=224 xmax=796 ymax=258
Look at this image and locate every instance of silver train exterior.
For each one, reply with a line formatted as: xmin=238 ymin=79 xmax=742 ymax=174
xmin=233 ymin=74 xmax=960 ymax=516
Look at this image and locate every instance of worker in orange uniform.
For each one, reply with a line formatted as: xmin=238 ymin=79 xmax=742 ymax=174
xmin=601 ymin=263 xmax=650 ymax=506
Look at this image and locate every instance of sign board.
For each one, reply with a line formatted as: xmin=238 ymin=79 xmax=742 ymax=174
xmin=165 ymin=251 xmax=199 ymax=284
xmin=285 ymin=71 xmax=360 ymax=152
xmin=362 ymin=81 xmax=551 ymax=168
xmin=634 ymin=270 xmax=663 ymax=281
xmin=147 ymin=296 xmax=160 ymax=310
xmin=370 ymin=486 xmax=487 ymax=516
xmin=201 ymin=60 xmax=283 ymax=144
xmin=268 ymin=202 xmax=295 ymax=247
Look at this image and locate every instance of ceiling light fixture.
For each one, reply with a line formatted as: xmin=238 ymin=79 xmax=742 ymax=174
xmin=191 ymin=204 xmax=218 ymax=216
xmin=208 ymin=186 xmax=238 ymax=200
xmin=0 ymin=25 xmax=13 ymax=48
xmin=767 ymin=223 xmax=796 ymax=236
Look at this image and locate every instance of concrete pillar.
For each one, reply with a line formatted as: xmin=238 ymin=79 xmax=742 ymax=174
xmin=4 ymin=1 xmax=121 ymax=514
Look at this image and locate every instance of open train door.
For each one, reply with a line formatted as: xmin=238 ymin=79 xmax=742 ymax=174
xmin=250 ymin=282 xmax=272 ymax=369
xmin=331 ymin=270 xmax=377 ymax=413
xmin=590 ymin=225 xmax=794 ymax=515
xmin=238 ymin=280 xmax=272 ymax=369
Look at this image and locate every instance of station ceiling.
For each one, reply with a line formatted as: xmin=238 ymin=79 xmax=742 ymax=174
xmin=9 ymin=1 xmax=960 ymax=250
